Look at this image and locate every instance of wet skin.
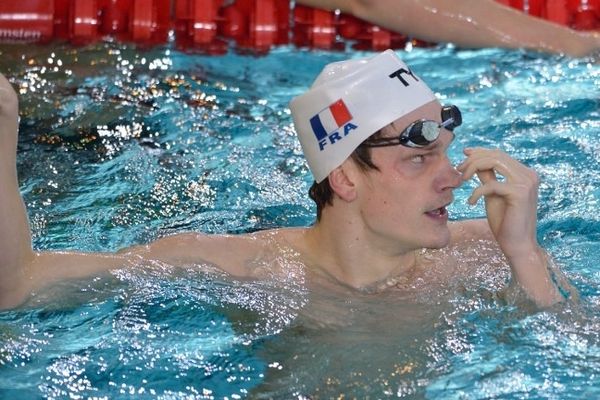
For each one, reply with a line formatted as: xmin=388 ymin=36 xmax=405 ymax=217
xmin=0 ymin=75 xmax=568 ymax=310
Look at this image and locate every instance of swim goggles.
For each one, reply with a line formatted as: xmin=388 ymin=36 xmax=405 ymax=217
xmin=361 ymin=105 xmax=462 ymax=148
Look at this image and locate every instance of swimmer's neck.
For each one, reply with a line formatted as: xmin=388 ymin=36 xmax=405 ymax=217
xmin=299 ymin=214 xmax=419 ymax=290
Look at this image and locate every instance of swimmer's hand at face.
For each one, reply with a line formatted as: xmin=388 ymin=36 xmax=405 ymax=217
xmin=456 ymin=148 xmax=569 ymax=306
xmin=456 ymin=148 xmax=540 ymax=260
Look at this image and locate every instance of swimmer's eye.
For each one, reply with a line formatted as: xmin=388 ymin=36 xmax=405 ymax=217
xmin=411 ymin=154 xmax=426 ymax=164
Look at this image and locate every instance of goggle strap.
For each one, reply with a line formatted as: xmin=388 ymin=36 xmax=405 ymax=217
xmin=440 ymin=118 xmax=455 ymax=129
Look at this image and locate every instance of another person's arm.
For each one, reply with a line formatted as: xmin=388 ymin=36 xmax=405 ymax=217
xmin=297 ymin=0 xmax=600 ymax=57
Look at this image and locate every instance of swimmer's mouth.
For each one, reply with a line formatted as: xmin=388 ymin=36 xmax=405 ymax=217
xmin=425 ymin=207 xmax=447 ymax=217
xmin=424 ymin=202 xmax=452 ymax=219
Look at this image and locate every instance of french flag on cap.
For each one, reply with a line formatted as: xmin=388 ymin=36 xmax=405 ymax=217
xmin=309 ymin=99 xmax=353 ymax=141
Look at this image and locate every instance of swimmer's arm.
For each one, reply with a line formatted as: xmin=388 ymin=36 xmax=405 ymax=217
xmin=1 ymin=232 xmax=257 ymax=309
xmin=0 ymin=73 xmax=124 ymax=309
xmin=450 ymin=219 xmax=577 ymax=307
xmin=0 ymin=72 xmax=258 ymax=309
xmin=298 ymin=0 xmax=600 ymax=57
xmin=0 ymin=72 xmax=37 ymax=310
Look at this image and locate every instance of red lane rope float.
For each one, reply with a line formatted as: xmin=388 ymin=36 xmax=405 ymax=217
xmin=70 ymin=0 xmax=98 ymax=44
xmin=0 ymin=0 xmax=54 ymax=43
xmin=293 ymin=5 xmax=338 ymax=50
xmin=0 ymin=0 xmax=597 ymax=53
xmin=337 ymin=14 xmax=414 ymax=51
xmin=174 ymin=0 xmax=219 ymax=48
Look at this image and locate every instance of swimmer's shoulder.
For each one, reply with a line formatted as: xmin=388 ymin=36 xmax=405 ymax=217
xmin=146 ymin=228 xmax=308 ymax=276
xmin=448 ymin=218 xmax=494 ymax=246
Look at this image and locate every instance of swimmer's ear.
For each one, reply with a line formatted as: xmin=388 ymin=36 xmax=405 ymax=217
xmin=328 ymin=161 xmax=358 ymax=202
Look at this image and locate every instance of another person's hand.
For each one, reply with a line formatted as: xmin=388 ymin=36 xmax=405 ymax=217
xmin=457 ymin=148 xmax=541 ymax=260
xmin=571 ymin=31 xmax=600 ymax=58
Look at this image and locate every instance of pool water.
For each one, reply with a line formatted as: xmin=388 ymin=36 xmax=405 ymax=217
xmin=0 ymin=42 xmax=599 ymax=399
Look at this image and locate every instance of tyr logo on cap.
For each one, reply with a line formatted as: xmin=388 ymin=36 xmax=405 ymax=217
xmin=309 ymin=99 xmax=358 ymax=151
xmin=389 ymin=67 xmax=419 ymax=87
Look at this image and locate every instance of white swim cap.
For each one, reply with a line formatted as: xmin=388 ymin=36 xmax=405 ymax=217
xmin=289 ymin=49 xmax=436 ymax=183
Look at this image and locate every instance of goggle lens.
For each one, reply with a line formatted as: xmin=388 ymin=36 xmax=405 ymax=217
xmin=441 ymin=104 xmax=462 ymax=131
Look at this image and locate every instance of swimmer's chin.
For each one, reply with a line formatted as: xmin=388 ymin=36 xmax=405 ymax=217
xmin=419 ymin=230 xmax=452 ymax=251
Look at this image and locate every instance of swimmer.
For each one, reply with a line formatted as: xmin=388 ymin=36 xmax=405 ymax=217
xmin=297 ymin=0 xmax=600 ymax=57
xmin=0 ymin=50 xmax=574 ymax=310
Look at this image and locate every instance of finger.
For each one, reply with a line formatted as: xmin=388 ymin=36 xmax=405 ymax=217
xmin=462 ymin=148 xmax=526 ymax=172
xmin=460 ymin=151 xmax=539 ymax=188
xmin=457 ymin=148 xmax=500 ymax=171
xmin=476 ymin=169 xmax=497 ymax=184
xmin=467 ymin=181 xmax=512 ymax=205
xmin=460 ymin=156 xmax=516 ymax=182
xmin=463 ymin=147 xmax=496 ymax=157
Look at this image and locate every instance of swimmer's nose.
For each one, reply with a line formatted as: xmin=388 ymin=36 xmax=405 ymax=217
xmin=436 ymin=158 xmax=463 ymax=192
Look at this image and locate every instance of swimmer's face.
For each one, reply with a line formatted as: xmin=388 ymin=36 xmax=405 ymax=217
xmin=351 ymin=100 xmax=462 ymax=250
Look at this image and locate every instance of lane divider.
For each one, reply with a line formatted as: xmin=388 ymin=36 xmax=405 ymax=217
xmin=0 ymin=0 xmax=597 ymax=53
